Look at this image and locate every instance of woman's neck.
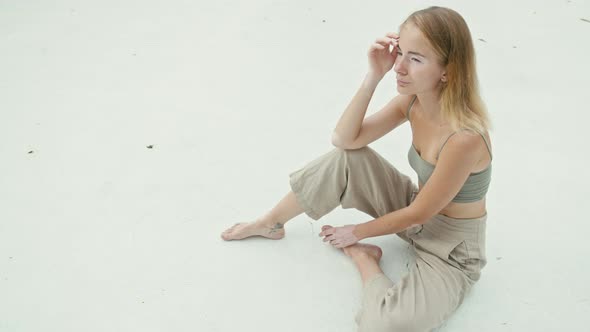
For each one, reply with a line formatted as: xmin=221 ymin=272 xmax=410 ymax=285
xmin=416 ymin=91 xmax=446 ymax=126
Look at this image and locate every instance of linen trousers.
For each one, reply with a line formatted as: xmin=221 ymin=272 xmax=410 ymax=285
xmin=288 ymin=146 xmax=487 ymax=332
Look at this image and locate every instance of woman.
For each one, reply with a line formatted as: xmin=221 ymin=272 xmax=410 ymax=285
xmin=221 ymin=6 xmax=492 ymax=332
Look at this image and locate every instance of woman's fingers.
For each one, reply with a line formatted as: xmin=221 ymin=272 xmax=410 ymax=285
xmin=319 ymin=226 xmax=334 ymax=237
xmin=375 ymin=37 xmax=395 ymax=46
xmin=371 ymin=37 xmax=397 ymax=53
xmin=369 ymin=33 xmax=398 ymax=52
xmin=386 ymin=31 xmax=399 ymax=39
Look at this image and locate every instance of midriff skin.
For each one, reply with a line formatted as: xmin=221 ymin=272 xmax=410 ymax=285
xmin=409 ymin=99 xmax=491 ymax=220
xmin=418 ymin=182 xmax=487 ymax=219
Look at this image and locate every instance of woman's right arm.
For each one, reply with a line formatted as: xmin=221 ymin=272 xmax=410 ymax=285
xmin=331 ymin=32 xmax=404 ymax=149
xmin=331 ymin=73 xmax=383 ymax=148
xmin=331 ymin=90 xmax=412 ymax=150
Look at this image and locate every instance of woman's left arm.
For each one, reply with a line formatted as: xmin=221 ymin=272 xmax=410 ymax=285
xmin=354 ymin=133 xmax=484 ymax=240
xmin=354 ymin=207 xmax=419 ymax=241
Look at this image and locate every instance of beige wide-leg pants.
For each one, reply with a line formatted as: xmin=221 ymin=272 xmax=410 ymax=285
xmin=289 ymin=146 xmax=487 ymax=332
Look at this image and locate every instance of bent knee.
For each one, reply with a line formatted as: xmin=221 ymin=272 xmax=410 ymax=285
xmin=342 ymin=146 xmax=375 ymax=162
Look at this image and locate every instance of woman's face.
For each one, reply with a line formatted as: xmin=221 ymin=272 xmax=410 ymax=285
xmin=394 ymin=23 xmax=447 ymax=95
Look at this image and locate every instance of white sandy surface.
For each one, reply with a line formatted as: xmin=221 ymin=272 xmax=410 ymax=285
xmin=1 ymin=0 xmax=589 ymax=331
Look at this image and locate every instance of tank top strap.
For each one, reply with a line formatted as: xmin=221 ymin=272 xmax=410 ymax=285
xmin=406 ymin=95 xmax=417 ymax=121
xmin=436 ymin=132 xmax=458 ymax=160
xmin=436 ymin=130 xmax=493 ymax=160
xmin=480 ymin=133 xmax=493 ymax=160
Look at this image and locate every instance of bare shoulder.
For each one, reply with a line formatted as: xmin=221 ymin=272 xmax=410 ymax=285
xmin=395 ymin=94 xmax=417 ymax=120
xmin=445 ymin=129 xmax=493 ymax=162
xmin=449 ymin=130 xmax=482 ymax=147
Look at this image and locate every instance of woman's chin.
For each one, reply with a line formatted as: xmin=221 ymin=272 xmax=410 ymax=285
xmin=396 ymin=87 xmax=413 ymax=95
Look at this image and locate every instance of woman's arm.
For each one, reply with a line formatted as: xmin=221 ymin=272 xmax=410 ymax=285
xmin=355 ymin=206 xmax=419 ymax=240
xmin=331 ymin=73 xmax=383 ymax=147
xmin=332 ymin=32 xmax=400 ymax=148
xmin=354 ymin=132 xmax=483 ymax=240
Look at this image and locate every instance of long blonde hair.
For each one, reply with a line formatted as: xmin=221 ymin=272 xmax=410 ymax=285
xmin=401 ymin=6 xmax=492 ymax=134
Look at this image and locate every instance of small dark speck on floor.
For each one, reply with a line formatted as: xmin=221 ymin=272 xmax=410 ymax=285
xmin=512 ymin=46 xmax=517 ymax=48
xmin=496 ymin=256 xmax=502 ymax=260
xmin=9 ymin=257 xmax=13 ymax=259
xmin=132 ymin=53 xmax=137 ymax=56
xmin=28 ymin=151 xmax=34 ymax=154
xmin=478 ymin=38 xmax=487 ymax=43
xmin=502 ymin=322 xmax=507 ymax=325
xmin=322 ymin=19 xmax=326 ymax=23
xmin=581 ymin=18 xmax=590 ymax=23
xmin=147 ymin=145 xmax=154 ymax=149
xmin=533 ymin=11 xmax=536 ymax=14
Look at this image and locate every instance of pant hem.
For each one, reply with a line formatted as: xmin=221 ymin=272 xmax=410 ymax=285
xmin=289 ymin=171 xmax=322 ymax=220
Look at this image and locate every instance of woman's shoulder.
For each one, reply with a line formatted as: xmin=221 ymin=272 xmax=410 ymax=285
xmin=397 ymin=94 xmax=417 ymax=120
xmin=446 ymin=128 xmax=493 ymax=161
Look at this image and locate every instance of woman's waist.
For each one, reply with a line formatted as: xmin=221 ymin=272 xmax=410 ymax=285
xmin=415 ymin=185 xmax=487 ymax=219
xmin=439 ymin=200 xmax=487 ymax=219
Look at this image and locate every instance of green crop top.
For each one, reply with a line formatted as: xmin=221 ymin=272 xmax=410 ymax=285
xmin=406 ymin=96 xmax=492 ymax=203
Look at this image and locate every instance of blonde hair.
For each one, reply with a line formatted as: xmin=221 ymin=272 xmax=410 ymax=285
xmin=401 ymin=6 xmax=492 ymax=134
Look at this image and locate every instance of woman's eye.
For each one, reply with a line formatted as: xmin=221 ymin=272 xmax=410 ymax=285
xmin=396 ymin=51 xmax=403 ymax=56
xmin=411 ymin=57 xmax=421 ymax=63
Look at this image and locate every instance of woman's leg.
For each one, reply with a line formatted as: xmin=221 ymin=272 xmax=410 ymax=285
xmin=354 ymin=213 xmax=486 ymax=332
xmin=221 ymin=190 xmax=304 ymax=240
xmin=221 ymin=146 xmax=416 ymax=241
xmin=342 ymin=243 xmax=385 ymax=284
xmin=354 ymin=250 xmax=474 ymax=332
xmin=221 ymin=147 xmax=349 ymax=241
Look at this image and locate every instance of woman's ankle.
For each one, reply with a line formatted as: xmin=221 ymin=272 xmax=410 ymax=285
xmin=255 ymin=212 xmax=278 ymax=227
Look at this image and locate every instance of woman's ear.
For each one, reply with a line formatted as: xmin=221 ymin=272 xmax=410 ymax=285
xmin=441 ymin=72 xmax=447 ymax=82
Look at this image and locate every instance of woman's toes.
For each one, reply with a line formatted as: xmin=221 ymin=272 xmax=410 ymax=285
xmin=221 ymin=230 xmax=233 ymax=240
xmin=221 ymin=223 xmax=242 ymax=240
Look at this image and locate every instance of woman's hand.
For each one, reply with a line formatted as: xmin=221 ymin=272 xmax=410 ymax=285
xmin=367 ymin=32 xmax=399 ymax=78
xmin=319 ymin=224 xmax=359 ymax=248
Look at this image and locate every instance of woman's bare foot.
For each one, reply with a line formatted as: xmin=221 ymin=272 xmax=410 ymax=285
xmin=220 ymin=219 xmax=285 ymax=241
xmin=342 ymin=243 xmax=383 ymax=262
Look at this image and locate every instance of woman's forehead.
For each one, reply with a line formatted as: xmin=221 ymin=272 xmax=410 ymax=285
xmin=398 ymin=24 xmax=430 ymax=54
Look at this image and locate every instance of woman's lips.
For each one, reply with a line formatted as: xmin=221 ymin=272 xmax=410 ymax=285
xmin=397 ymin=80 xmax=410 ymax=86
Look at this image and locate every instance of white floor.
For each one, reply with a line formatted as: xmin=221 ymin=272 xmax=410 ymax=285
xmin=1 ymin=0 xmax=589 ymax=331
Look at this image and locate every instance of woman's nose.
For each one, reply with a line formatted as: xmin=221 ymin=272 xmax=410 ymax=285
xmin=394 ymin=56 xmax=406 ymax=75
